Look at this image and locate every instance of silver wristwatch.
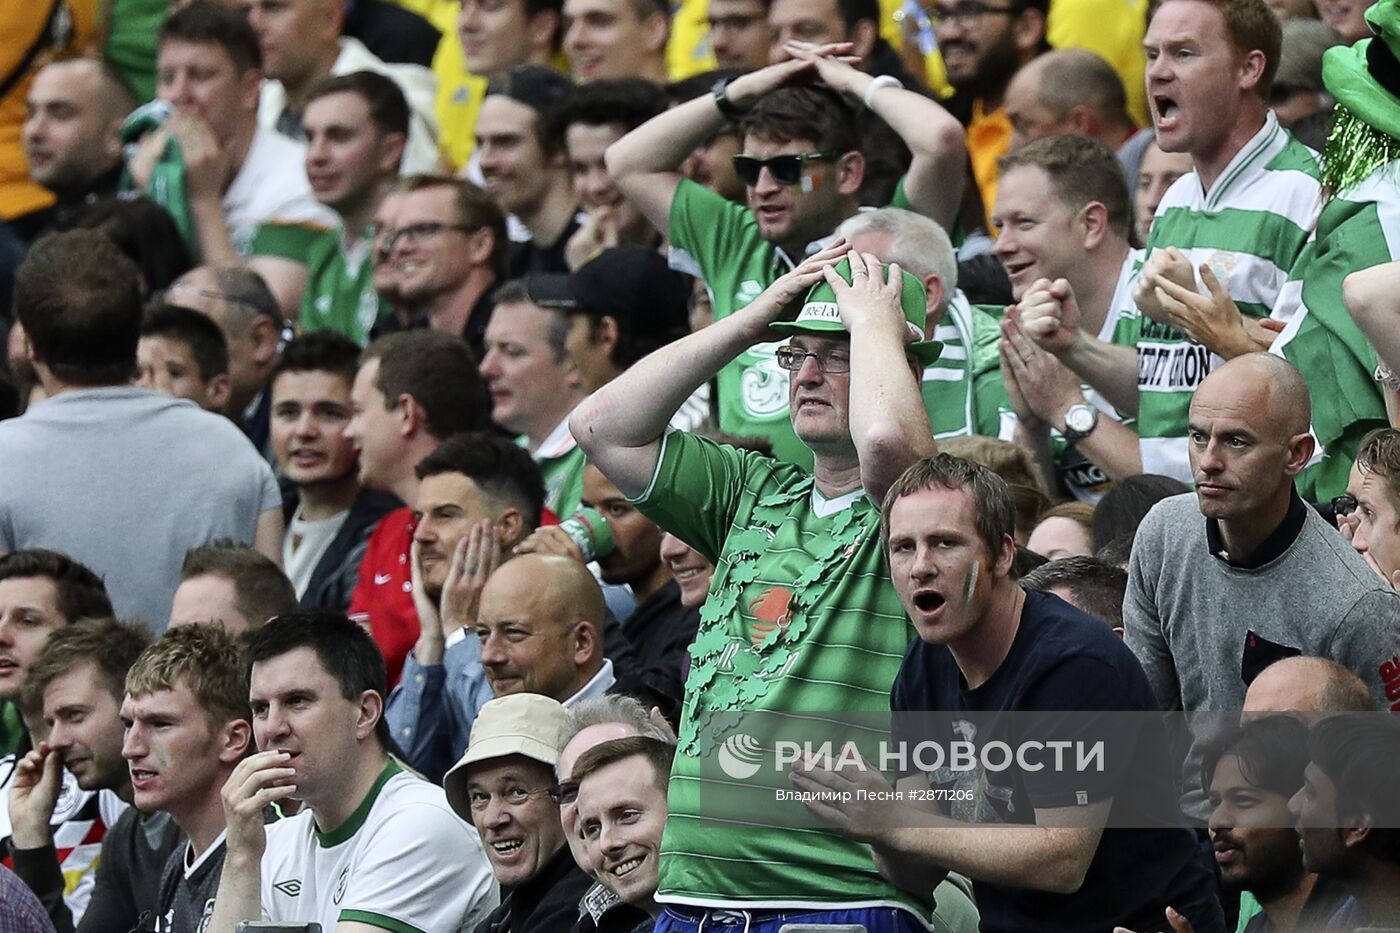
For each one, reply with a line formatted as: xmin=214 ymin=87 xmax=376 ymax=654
xmin=1061 ymin=403 xmax=1099 ymax=443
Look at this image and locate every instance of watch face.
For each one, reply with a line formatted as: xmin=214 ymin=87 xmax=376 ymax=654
xmin=1067 ymin=406 xmax=1095 ymax=433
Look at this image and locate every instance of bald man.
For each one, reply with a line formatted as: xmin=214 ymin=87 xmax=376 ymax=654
xmin=15 ymin=58 xmax=135 ymax=243
xmin=1002 ymin=49 xmax=1148 ymax=190
xmin=474 ymin=553 xmax=614 ymax=705
xmin=1124 ymin=354 xmax=1400 ymax=820
xmin=1243 ymin=656 xmax=1377 ymax=718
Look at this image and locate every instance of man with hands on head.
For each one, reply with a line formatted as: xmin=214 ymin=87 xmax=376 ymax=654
xmin=606 ymin=44 xmax=967 ymax=463
xmin=572 ymin=245 xmax=977 ymax=931
xmin=206 ymin=610 xmax=497 ymax=933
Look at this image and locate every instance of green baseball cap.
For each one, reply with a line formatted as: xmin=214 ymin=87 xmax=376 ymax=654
xmin=769 ymin=258 xmax=943 ymax=365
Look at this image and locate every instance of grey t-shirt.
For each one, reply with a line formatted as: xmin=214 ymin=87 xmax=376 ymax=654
xmin=0 ymin=387 xmax=281 ymax=628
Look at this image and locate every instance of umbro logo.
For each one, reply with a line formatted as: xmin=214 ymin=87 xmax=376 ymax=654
xmin=374 ymin=573 xmax=392 ymax=585
xmin=273 ymin=879 xmax=302 ymax=897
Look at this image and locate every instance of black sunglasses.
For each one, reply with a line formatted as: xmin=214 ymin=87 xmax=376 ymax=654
xmin=732 ymin=151 xmax=838 ymax=187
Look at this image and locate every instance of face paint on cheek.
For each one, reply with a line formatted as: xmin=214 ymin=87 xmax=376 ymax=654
xmin=962 ymin=560 xmax=980 ymax=604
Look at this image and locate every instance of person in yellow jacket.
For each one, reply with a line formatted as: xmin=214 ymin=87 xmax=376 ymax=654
xmin=0 ymin=0 xmax=99 ymax=222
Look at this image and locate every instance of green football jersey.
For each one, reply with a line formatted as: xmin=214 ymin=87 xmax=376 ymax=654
xmin=1272 ymin=162 xmax=1397 ymax=500
xmin=298 ymin=228 xmax=390 ymax=345
xmin=634 ymin=431 xmax=933 ymax=920
xmin=1130 ymin=115 xmax=1320 ymax=480
xmin=668 ymin=178 xmax=919 ymax=466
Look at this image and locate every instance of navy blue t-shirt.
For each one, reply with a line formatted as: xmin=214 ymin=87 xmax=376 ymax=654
xmin=891 ymin=589 xmax=1223 ymax=933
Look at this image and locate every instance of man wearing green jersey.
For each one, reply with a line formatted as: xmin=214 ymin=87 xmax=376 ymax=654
xmin=836 ymin=207 xmax=1009 ymax=444
xmin=298 ymin=72 xmax=408 ymax=345
xmin=1019 ymin=0 xmax=1321 ymax=485
xmin=607 ymin=44 xmax=968 ymax=465
xmin=573 ymin=247 xmax=979 ymax=932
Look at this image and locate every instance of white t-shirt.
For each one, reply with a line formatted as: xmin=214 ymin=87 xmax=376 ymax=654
xmin=224 ymin=128 xmax=337 ymax=257
xmin=284 ymin=506 xmax=351 ymax=599
xmin=259 ymin=763 xmax=497 ymax=932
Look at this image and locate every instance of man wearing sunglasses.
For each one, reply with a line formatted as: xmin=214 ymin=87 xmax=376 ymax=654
xmin=572 ymin=249 xmax=986 ymax=932
xmin=608 ymin=46 xmax=966 ymax=465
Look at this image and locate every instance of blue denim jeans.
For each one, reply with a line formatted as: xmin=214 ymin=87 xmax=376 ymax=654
xmin=655 ymin=904 xmax=929 ymax=933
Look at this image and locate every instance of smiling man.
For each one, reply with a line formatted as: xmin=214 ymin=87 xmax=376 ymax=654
xmin=297 ymin=72 xmax=409 ymax=346
xmin=443 ymin=693 xmax=588 ymax=933
xmin=572 ymin=736 xmax=675 ymax=924
xmin=476 ymin=67 xmax=580 ymax=278
xmin=375 ymin=176 xmax=508 ymax=359
xmin=474 ymin=553 xmax=613 ymax=704
xmin=1124 ymin=354 xmax=1400 ymax=821
xmin=207 ymin=610 xmax=497 ymax=933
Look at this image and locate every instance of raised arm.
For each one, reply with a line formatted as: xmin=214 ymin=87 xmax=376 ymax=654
xmin=832 ymin=252 xmax=938 ymax=501
xmin=1346 ymin=261 xmax=1400 ymax=425
xmin=784 ymin=42 xmax=967 ymax=230
xmin=572 ymin=243 xmax=850 ymax=497
xmin=605 ymin=56 xmax=821 ymax=234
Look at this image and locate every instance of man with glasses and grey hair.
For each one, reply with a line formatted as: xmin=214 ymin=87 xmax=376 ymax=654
xmin=163 ymin=265 xmax=285 ymax=451
xmin=573 ymin=247 xmax=983 ymax=932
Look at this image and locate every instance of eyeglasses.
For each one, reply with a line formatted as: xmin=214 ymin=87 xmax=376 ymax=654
xmin=554 ymin=779 xmax=580 ymax=806
xmin=465 ymin=785 xmax=559 ymax=813
xmin=1331 ymin=493 xmax=1359 ymax=518
xmin=732 ymin=151 xmax=838 ymax=187
xmin=775 ymin=346 xmax=851 ymax=374
xmin=371 ymin=221 xmax=476 ymax=255
xmin=927 ymin=1 xmax=1019 ymax=28
xmin=155 ymin=284 xmax=276 ymax=320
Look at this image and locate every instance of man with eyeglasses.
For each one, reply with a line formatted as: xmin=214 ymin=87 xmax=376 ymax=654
xmin=927 ymin=0 xmax=1048 ymax=222
xmin=209 ymin=610 xmax=498 ymax=933
xmin=163 ymin=265 xmax=285 ymax=451
xmin=1123 ymin=353 xmax=1400 ymax=823
xmin=608 ymin=47 xmax=966 ymax=465
xmin=444 ymin=693 xmax=593 ymax=933
xmin=573 ymin=249 xmax=991 ymax=932
xmin=297 ymin=72 xmax=409 ymax=346
xmin=373 ymin=177 xmax=509 ymax=360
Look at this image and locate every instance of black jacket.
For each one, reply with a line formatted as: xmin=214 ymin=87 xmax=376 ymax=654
xmin=474 ymin=846 xmax=594 ymax=933
xmin=288 ymin=488 xmax=401 ymax=613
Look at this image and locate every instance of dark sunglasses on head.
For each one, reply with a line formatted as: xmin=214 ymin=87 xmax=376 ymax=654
xmin=732 ymin=151 xmax=839 ymax=187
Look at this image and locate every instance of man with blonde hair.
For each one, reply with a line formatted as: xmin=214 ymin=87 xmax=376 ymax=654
xmin=122 ymin=624 xmax=254 ymax=933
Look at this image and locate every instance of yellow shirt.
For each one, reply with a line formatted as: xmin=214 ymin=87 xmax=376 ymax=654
xmin=1046 ymin=0 xmax=1149 ymax=127
xmin=0 ymin=0 xmax=99 ymax=221
xmin=967 ymin=98 xmax=1011 ymax=228
xmin=670 ymin=0 xmax=916 ymax=85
